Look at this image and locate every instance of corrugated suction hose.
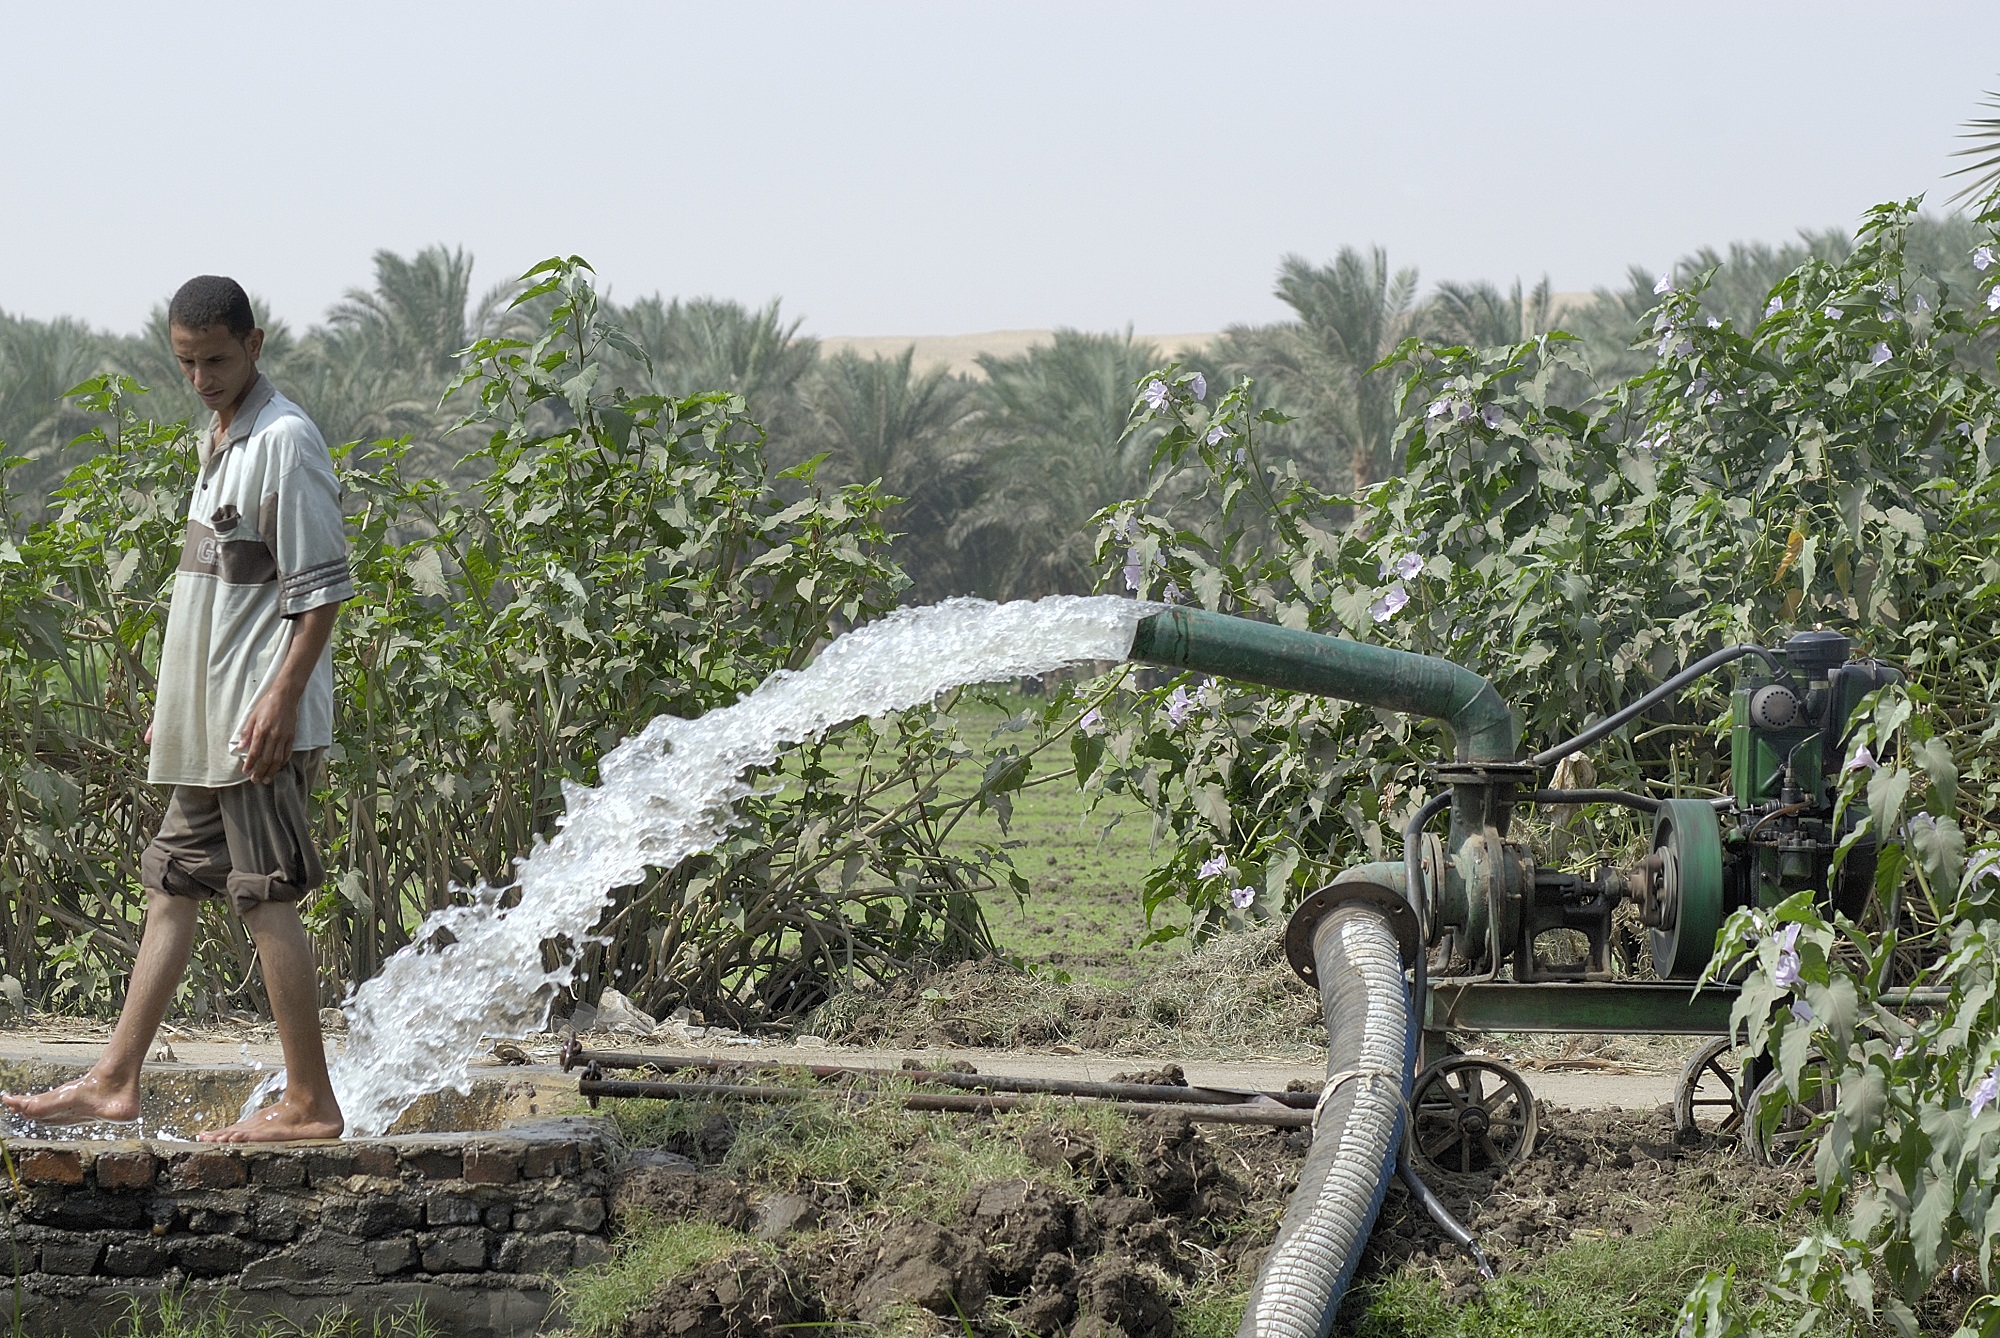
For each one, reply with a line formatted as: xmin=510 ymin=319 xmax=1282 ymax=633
xmin=1239 ymin=903 xmax=1413 ymax=1338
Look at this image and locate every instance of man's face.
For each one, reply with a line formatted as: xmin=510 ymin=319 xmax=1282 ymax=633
xmin=170 ymin=322 xmax=264 ymax=412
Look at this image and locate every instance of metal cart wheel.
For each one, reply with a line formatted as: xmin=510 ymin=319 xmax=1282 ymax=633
xmin=1410 ymin=1055 xmax=1539 ymax=1176
xmin=1673 ymin=1037 xmax=1745 ymax=1137
xmin=1743 ymin=1061 xmax=1834 ymax=1166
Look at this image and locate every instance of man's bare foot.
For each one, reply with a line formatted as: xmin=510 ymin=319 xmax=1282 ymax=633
xmin=197 ymin=1092 xmax=342 ymax=1143
xmin=0 ymin=1071 xmax=141 ymax=1126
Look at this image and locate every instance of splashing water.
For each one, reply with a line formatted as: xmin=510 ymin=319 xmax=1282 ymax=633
xmin=284 ymin=596 xmax=1153 ymax=1136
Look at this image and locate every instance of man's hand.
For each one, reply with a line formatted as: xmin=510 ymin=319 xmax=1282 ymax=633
xmin=235 ymin=692 xmax=299 ymax=784
xmin=234 ymin=603 xmax=339 ymax=784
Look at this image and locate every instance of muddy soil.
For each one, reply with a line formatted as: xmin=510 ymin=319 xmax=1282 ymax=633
xmin=597 ymin=1091 xmax=1819 ymax=1338
xmin=607 ymin=1101 xmax=1305 ymax=1338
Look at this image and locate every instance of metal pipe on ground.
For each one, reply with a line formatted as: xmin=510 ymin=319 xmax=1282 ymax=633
xmin=560 ymin=1044 xmax=1317 ymax=1109
xmin=575 ymin=1076 xmax=1314 ymax=1128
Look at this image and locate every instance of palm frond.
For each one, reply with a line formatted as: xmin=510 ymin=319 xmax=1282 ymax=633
xmin=1946 ymin=87 xmax=2000 ymax=207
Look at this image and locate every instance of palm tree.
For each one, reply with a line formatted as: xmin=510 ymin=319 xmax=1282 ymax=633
xmin=329 ymin=247 xmax=478 ymax=380
xmin=805 ymin=347 xmax=972 ymax=492
xmin=0 ymin=312 xmax=120 ymax=518
xmin=1949 ymin=84 xmax=2000 ymax=207
xmin=802 ymin=348 xmax=978 ymax=601
xmin=1213 ymin=248 xmax=1420 ymax=490
xmin=610 ymin=296 xmax=820 ymax=450
xmin=1425 ymin=277 xmax=1556 ymax=349
xmin=952 ymin=330 xmax=1164 ymax=598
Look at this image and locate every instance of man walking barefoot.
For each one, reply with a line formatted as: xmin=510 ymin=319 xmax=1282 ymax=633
xmin=1 ymin=275 xmax=351 ymax=1142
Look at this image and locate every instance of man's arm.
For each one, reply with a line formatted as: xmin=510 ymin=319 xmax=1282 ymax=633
xmin=235 ymin=602 xmax=339 ymax=784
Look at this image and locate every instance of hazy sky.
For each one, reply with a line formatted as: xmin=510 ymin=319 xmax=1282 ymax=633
xmin=3 ymin=2 xmax=1993 ymax=337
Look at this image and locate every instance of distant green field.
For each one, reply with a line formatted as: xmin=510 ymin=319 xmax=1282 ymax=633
xmin=929 ymin=695 xmax=1194 ymax=987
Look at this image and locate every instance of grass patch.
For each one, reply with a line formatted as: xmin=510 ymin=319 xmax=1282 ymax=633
xmin=604 ymin=1083 xmax=1125 ymax=1219
xmin=1175 ymin=1288 xmax=1250 ymax=1338
xmin=1345 ymin=1204 xmax=1828 ymax=1338
xmin=107 ymin=1296 xmax=437 ymax=1338
xmin=558 ymin=1220 xmax=770 ymax=1338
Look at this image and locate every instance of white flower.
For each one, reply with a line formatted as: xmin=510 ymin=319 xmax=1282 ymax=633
xmin=1369 ymin=582 xmax=1410 ymax=622
xmin=1479 ymin=404 xmax=1504 ymax=428
xmin=1187 ymin=372 xmax=1207 ymax=400
xmin=1204 ymin=422 xmax=1230 ymax=446
xmin=1654 ymin=274 xmax=1674 ymax=294
xmin=1765 ymin=296 xmax=1784 ymax=318
xmin=1233 ymin=447 xmax=1246 ymax=465
xmin=1391 ymin=552 xmax=1425 ymax=581
xmin=1973 ymin=1067 xmax=2000 ymax=1116
xmin=1891 ymin=1040 xmax=1908 ymax=1061
xmin=1164 ymin=685 xmax=1196 ymax=728
xmin=1705 ymin=391 xmax=1722 ymax=406
xmin=1824 ymin=306 xmax=1842 ymax=320
xmin=1198 ymin=852 xmax=1228 ymax=880
xmin=1122 ymin=547 xmax=1144 ymax=592
xmin=1884 ymin=283 xmax=1899 ymax=300
xmin=1845 ymin=744 xmax=1878 ymax=773
xmin=1230 ymin=885 xmax=1257 ymax=910
xmin=1077 ymin=707 xmax=1104 ymax=736
xmin=1142 ymin=379 xmax=1171 ymax=412
xmin=1977 ymin=246 xmax=1996 ymax=271
xmin=1707 ymin=316 xmax=1722 ymax=329
xmin=1871 ymin=342 xmax=1892 ymax=365
xmin=1986 ymin=286 xmax=2000 ymax=313
xmin=1773 ymin=923 xmax=1802 ymax=988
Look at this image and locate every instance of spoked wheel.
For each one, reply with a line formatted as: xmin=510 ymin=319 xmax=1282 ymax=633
xmin=1674 ymin=1037 xmax=1745 ymax=1138
xmin=1410 ymin=1056 xmax=1539 ymax=1176
xmin=1744 ymin=1061 xmax=1834 ymax=1166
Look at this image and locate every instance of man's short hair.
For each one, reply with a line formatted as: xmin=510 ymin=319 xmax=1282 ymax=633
xmin=168 ymin=276 xmax=255 ymax=338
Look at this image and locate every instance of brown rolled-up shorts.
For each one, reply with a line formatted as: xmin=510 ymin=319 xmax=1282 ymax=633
xmin=139 ymin=749 xmax=327 ymax=915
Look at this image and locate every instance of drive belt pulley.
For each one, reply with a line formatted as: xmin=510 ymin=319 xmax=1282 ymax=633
xmin=1633 ymin=798 xmax=1726 ymax=979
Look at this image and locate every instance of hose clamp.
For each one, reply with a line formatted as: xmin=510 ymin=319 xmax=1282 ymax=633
xmin=1311 ymin=1065 xmax=1407 ymax=1135
xmin=1284 ymin=880 xmax=1422 ymax=985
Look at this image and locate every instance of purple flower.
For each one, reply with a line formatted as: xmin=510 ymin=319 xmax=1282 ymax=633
xmin=1773 ymin=923 xmax=1802 ymax=988
xmin=1706 ymin=316 xmax=1722 ymax=329
xmin=1162 ymin=580 xmax=1182 ymax=604
xmin=1986 ymin=287 xmax=2000 ymax=313
xmin=1391 ymin=552 xmax=1424 ymax=581
xmin=1891 ymin=1040 xmax=1908 ymax=1061
xmin=1142 ymin=379 xmax=1171 ymax=412
xmin=1765 ymin=296 xmax=1784 ymax=318
xmin=1790 ymin=999 xmax=1814 ymax=1025
xmin=1187 ymin=373 xmax=1207 ymax=400
xmin=1164 ymin=686 xmax=1196 ymax=728
xmin=1845 ymin=744 xmax=1878 ymax=773
xmin=1634 ymin=437 xmax=1653 ymax=453
xmin=1977 ymin=246 xmax=1996 ymax=272
xmin=1233 ymin=447 xmax=1246 ymax=465
xmin=1479 ymin=404 xmax=1504 ymax=429
xmin=1654 ymin=274 xmax=1674 ymax=295
xmin=1230 ymin=885 xmax=1257 ymax=910
xmin=1426 ymin=398 xmax=1451 ymax=421
xmin=1077 ymin=707 xmax=1104 ymax=737
xmin=1870 ymin=342 xmax=1892 ymax=365
xmin=1968 ymin=851 xmax=2000 ymax=887
xmin=1824 ymin=306 xmax=1843 ymax=321
xmin=1973 ymin=1067 xmax=2000 ymax=1116
xmin=1369 ymin=582 xmax=1410 ymax=623
xmin=1454 ymin=400 xmax=1476 ymax=423
xmin=1198 ymin=852 xmax=1228 ymax=880
xmin=1204 ymin=422 xmax=1230 ymax=446
xmin=1123 ymin=546 xmax=1145 ymax=591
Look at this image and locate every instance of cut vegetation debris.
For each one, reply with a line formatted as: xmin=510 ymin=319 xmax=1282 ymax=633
xmin=804 ymin=927 xmax=1326 ymax=1058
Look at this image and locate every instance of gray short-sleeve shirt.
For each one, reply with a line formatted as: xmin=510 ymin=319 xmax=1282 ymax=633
xmin=148 ymin=375 xmax=355 ymax=788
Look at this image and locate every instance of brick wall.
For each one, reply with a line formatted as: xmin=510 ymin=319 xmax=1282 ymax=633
xmin=0 ymin=1117 xmax=617 ymax=1338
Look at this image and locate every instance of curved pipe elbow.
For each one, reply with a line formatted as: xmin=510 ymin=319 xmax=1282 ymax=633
xmin=1129 ymin=608 xmax=1519 ymax=762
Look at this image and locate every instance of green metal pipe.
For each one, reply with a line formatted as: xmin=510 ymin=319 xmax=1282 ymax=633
xmin=1130 ymin=608 xmax=1519 ymax=762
